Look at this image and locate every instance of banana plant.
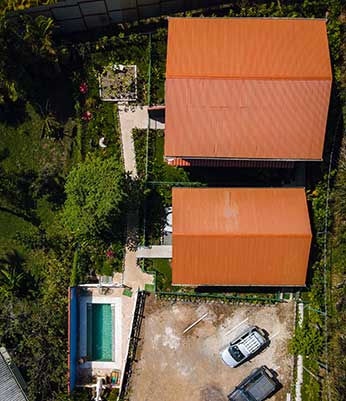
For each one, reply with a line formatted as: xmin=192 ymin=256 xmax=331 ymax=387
xmin=0 ymin=250 xmax=25 ymax=297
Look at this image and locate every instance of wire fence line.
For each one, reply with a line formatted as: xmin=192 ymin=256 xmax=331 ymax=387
xmin=144 ymin=32 xmax=152 ymax=182
xmin=141 ymin=32 xmax=152 ymax=248
xmin=322 ymin=109 xmax=343 ymax=401
xmin=119 ymin=291 xmax=147 ymax=401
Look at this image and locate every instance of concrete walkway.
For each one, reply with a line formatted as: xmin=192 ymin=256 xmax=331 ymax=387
xmin=118 ymin=104 xmax=165 ymax=175
xmin=119 ymin=104 xmax=146 ymax=175
xmin=118 ymin=104 xmax=154 ymax=290
xmin=136 ymin=245 xmax=172 ymax=259
xmin=123 ymin=247 xmax=154 ymax=290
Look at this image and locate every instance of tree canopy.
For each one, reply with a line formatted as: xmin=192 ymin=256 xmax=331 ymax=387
xmin=63 ymin=156 xmax=125 ymax=240
xmin=0 ymin=14 xmax=57 ymax=105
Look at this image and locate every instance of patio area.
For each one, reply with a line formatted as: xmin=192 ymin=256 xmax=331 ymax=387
xmin=71 ymin=285 xmax=138 ymax=391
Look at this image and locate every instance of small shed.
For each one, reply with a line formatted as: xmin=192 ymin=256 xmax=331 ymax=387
xmin=0 ymin=347 xmax=28 ymax=401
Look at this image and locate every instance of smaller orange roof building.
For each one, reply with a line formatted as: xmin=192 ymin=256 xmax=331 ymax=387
xmin=172 ymin=187 xmax=311 ymax=286
xmin=165 ymin=18 xmax=332 ymax=165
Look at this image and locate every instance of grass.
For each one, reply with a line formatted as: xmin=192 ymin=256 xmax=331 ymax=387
xmin=74 ymin=116 xmax=83 ymax=165
xmin=0 ymin=104 xmax=69 ymax=175
xmin=132 ymin=128 xmax=189 ymax=245
xmin=123 ymin=288 xmax=133 ymax=297
xmin=150 ymin=29 xmax=167 ymax=105
xmin=0 ymin=101 xmax=74 ymax=259
xmin=301 ymin=357 xmax=321 ymax=401
xmin=81 ymin=102 xmax=122 ymax=164
xmin=0 ymin=210 xmax=38 ymax=253
xmin=153 ymin=258 xmax=172 ymax=290
xmin=147 ymin=258 xmax=172 ymax=292
xmin=132 ymin=128 xmax=189 ymax=186
xmin=141 ymin=258 xmax=172 ymax=291
xmin=144 ymin=283 xmax=155 ymax=293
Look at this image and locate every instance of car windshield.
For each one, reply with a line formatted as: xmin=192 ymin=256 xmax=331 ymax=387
xmin=229 ymin=345 xmax=245 ymax=362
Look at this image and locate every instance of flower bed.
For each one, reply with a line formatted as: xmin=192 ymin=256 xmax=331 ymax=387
xmin=99 ymin=64 xmax=137 ymax=102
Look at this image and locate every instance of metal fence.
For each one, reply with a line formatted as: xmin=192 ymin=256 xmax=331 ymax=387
xmin=16 ymin=0 xmax=230 ymax=33
xmin=119 ymin=290 xmax=146 ymax=400
xmin=155 ymin=291 xmax=285 ymax=304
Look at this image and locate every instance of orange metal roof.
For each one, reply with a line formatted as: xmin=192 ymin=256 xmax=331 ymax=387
xmin=165 ymin=78 xmax=331 ymax=160
xmin=165 ymin=18 xmax=332 ymax=161
xmin=172 ymin=188 xmax=311 ymax=286
xmin=166 ymin=18 xmax=332 ymax=79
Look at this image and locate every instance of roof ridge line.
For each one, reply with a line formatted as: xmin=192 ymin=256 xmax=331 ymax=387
xmin=168 ymin=17 xmax=328 ymax=21
xmin=173 ymin=233 xmax=312 ymax=237
xmin=166 ymin=75 xmax=332 ymax=81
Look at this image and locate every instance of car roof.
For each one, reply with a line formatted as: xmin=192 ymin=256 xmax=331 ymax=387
xmin=228 ymin=390 xmax=252 ymax=401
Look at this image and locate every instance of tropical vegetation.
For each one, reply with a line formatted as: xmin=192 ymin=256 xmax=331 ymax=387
xmin=0 ymin=1 xmax=345 ymax=401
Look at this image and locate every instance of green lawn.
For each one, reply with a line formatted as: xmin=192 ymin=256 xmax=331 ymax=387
xmin=81 ymin=102 xmax=122 ymax=163
xmin=150 ymin=258 xmax=172 ymax=292
xmin=0 ymin=210 xmax=38 ymax=253
xmin=132 ymin=128 xmax=189 ymax=245
xmin=0 ymin=104 xmax=68 ymax=175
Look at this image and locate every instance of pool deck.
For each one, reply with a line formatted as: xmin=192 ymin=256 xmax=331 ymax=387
xmin=77 ymin=287 xmax=137 ymax=385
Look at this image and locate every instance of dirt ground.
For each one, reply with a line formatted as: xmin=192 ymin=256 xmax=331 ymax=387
xmin=129 ymin=295 xmax=295 ymax=401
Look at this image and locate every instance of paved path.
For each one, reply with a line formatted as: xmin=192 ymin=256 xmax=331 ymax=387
xmin=136 ymin=245 xmax=172 ymax=259
xmin=119 ymin=104 xmax=146 ymax=175
xmin=123 ymin=247 xmax=154 ymax=290
xmin=118 ymin=104 xmax=155 ymax=290
xmin=118 ymin=104 xmax=164 ymax=175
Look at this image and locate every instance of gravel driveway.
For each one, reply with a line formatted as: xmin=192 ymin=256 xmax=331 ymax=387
xmin=129 ymin=295 xmax=295 ymax=401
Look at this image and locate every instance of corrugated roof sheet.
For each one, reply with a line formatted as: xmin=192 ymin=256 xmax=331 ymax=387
xmin=165 ymin=18 xmax=332 ymax=161
xmin=166 ymin=18 xmax=332 ymax=79
xmin=172 ymin=188 xmax=311 ymax=286
xmin=0 ymin=349 xmax=28 ymax=401
xmin=165 ymin=78 xmax=331 ymax=160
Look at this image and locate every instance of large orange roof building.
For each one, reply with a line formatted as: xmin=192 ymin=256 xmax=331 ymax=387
xmin=164 ymin=18 xmax=332 ymax=165
xmin=172 ymin=188 xmax=311 ymax=286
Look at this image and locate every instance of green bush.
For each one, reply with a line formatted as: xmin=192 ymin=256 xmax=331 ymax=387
xmin=289 ymin=323 xmax=323 ymax=357
xmin=63 ymin=155 xmax=125 ymax=240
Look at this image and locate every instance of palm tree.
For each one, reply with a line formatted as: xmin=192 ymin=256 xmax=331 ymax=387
xmin=38 ymin=101 xmax=61 ymax=139
xmin=0 ymin=250 xmax=25 ymax=296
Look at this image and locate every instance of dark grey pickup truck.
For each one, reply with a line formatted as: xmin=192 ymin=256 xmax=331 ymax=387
xmin=228 ymin=366 xmax=280 ymax=401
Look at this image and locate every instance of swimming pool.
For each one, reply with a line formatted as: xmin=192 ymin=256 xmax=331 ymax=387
xmin=87 ymin=303 xmax=113 ymax=361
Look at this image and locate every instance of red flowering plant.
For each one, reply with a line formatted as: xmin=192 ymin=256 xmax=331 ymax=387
xmin=106 ymin=248 xmax=116 ymax=259
xmin=79 ymin=82 xmax=88 ymax=94
xmin=82 ymin=111 xmax=92 ymax=121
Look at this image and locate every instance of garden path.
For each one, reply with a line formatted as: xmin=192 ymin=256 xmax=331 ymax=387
xmin=118 ymin=104 xmax=165 ymax=174
xmin=136 ymin=245 xmax=172 ymax=258
xmin=118 ymin=104 xmax=146 ymax=174
xmin=118 ymin=104 xmax=154 ymax=290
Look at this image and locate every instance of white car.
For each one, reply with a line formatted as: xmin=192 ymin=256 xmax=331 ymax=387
xmin=221 ymin=326 xmax=269 ymax=368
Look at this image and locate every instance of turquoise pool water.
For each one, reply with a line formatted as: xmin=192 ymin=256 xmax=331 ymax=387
xmin=87 ymin=304 xmax=113 ymax=361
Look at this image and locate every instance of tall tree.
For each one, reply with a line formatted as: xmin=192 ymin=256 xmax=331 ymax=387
xmin=63 ymin=156 xmax=126 ymax=241
xmin=0 ymin=14 xmax=58 ymax=105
